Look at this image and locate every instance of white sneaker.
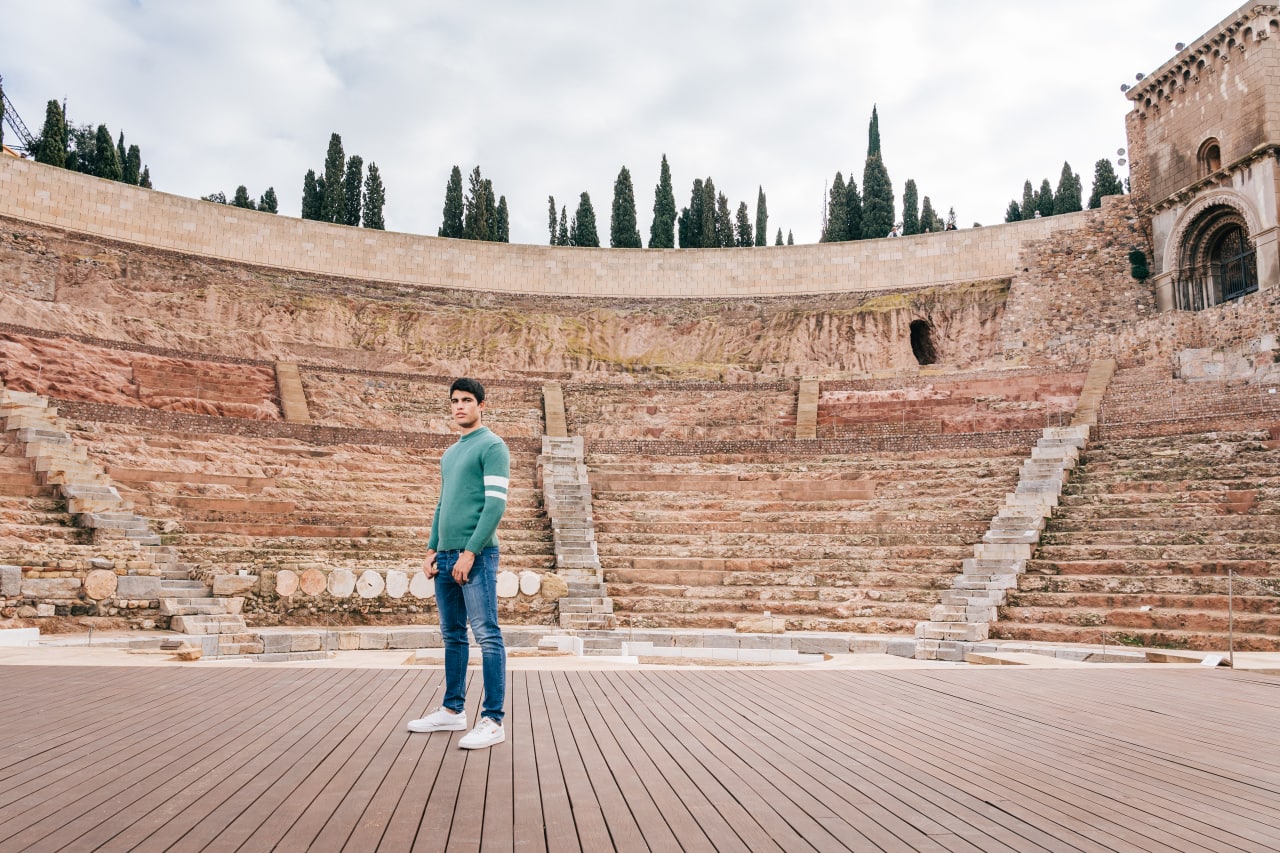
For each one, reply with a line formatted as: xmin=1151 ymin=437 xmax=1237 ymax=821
xmin=407 ymin=706 xmax=467 ymax=733
xmin=458 ymin=717 xmax=505 ymax=749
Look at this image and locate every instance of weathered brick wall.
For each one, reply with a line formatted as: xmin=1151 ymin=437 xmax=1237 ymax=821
xmin=0 ymin=155 xmax=1083 ymax=299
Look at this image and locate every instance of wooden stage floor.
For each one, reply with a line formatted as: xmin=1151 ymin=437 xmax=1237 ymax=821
xmin=0 ymin=664 xmax=1276 ymax=852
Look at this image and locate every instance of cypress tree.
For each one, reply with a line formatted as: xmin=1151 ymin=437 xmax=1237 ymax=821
xmin=1053 ymin=162 xmax=1082 ymax=214
xmin=754 ymin=186 xmax=768 ymax=247
xmin=548 ymin=196 xmax=558 ymax=244
xmin=123 ymin=144 xmax=141 ymax=185
xmin=481 ymin=178 xmax=497 ymax=240
xmin=301 ymin=169 xmax=323 ymax=220
xmin=439 ymin=165 xmax=464 ymax=238
xmin=860 ymin=107 xmax=893 ymax=238
xmin=571 ymin=192 xmax=599 ymax=247
xmin=920 ymin=196 xmax=938 ymax=232
xmin=1036 ymin=178 xmax=1055 ymax=218
xmin=321 ymin=133 xmax=345 ymax=223
xmin=649 ymin=154 xmax=677 ymax=248
xmin=1088 ymin=158 xmax=1124 ymax=208
xmin=610 ymin=166 xmax=642 ymax=248
xmin=787 ymin=230 xmax=794 ymax=246
xmin=735 ymin=201 xmax=753 ymax=247
xmin=714 ymin=192 xmax=734 ymax=248
xmin=775 ymin=228 xmax=783 ymax=246
xmin=1004 ymin=200 xmax=1022 ymax=222
xmin=495 ymin=196 xmax=510 ymax=243
xmin=700 ymin=179 xmax=718 ymax=248
xmin=362 ymin=163 xmax=385 ymax=229
xmin=139 ymin=166 xmax=152 ymax=189
xmin=94 ymin=125 xmax=122 ymax=180
xmin=463 ymin=167 xmax=491 ymax=240
xmin=259 ymin=187 xmax=279 ymax=214
xmin=116 ymin=132 xmax=127 ymax=179
xmin=342 ymin=155 xmax=363 ymax=226
xmin=1020 ymin=180 xmax=1036 ymax=220
xmin=678 ymin=178 xmax=703 ymax=248
xmin=232 ymin=185 xmax=255 ymax=209
xmin=822 ymin=172 xmax=848 ymax=242
xmin=861 ymin=155 xmax=894 ymax=238
xmin=35 ymin=101 xmax=67 ymax=168
xmin=557 ymin=206 xmax=568 ymax=246
xmin=845 ymin=177 xmax=862 ymax=240
xmin=946 ymin=207 xmax=957 ymax=229
xmin=902 ymin=179 xmax=920 ymax=235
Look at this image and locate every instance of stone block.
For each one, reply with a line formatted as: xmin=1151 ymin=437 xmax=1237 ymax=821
xmin=36 ymin=603 xmax=55 ymax=617
xmin=22 ymin=577 xmax=82 ymax=599
xmin=735 ymin=616 xmax=787 ymax=634
xmin=336 ymin=631 xmax=362 ymax=651
xmin=262 ymin=633 xmax=293 ymax=654
xmin=291 ymin=632 xmax=323 ymax=652
xmin=388 ymin=629 xmax=439 ymax=649
xmin=385 ymin=570 xmax=409 ymax=599
xmin=792 ymin=636 xmax=849 ymax=655
xmin=884 ymin=638 xmax=918 ymax=658
xmin=0 ymin=565 xmax=21 ymax=597
xmin=357 ymin=630 xmax=389 ymax=650
xmin=213 ymin=575 xmax=258 ymax=596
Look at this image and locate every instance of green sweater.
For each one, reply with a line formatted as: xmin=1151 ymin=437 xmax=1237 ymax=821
xmin=428 ymin=426 xmax=511 ymax=554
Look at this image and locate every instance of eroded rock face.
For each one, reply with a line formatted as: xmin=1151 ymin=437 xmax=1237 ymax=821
xmin=0 ymin=218 xmax=1010 ymax=380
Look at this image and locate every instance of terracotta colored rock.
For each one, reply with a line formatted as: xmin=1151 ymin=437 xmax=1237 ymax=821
xmin=84 ymin=569 xmax=117 ymax=600
xmin=385 ymin=570 xmax=409 ymax=598
xmin=357 ymin=570 xmax=385 ymax=599
xmin=212 ymin=574 xmax=257 ymax=596
xmin=299 ymin=569 xmax=327 ymax=596
xmin=540 ymin=573 xmax=569 ymax=600
xmin=276 ymin=569 xmax=299 ymax=596
xmin=735 ymin=616 xmax=787 ymax=634
xmin=329 ymin=569 xmax=356 ymax=598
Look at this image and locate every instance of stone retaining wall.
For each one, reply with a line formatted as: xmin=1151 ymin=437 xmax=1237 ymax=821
xmin=0 ymin=155 xmax=1079 ymax=299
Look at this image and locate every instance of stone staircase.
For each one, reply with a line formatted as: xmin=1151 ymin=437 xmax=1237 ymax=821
xmin=914 ymin=424 xmax=1091 ymax=659
xmin=0 ymin=389 xmax=160 ymax=547
xmin=999 ymin=428 xmax=1280 ymax=651
xmin=158 ymin=567 xmax=259 ymax=655
xmin=537 ymin=436 xmax=615 ymax=630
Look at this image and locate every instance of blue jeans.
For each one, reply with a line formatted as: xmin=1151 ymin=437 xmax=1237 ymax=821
xmin=434 ymin=547 xmax=505 ymax=723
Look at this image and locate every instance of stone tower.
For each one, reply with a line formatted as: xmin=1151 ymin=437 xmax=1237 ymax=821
xmin=1126 ymin=2 xmax=1280 ymax=311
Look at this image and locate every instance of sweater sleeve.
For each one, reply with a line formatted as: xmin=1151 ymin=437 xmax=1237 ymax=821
xmin=464 ymin=438 xmax=510 ymax=554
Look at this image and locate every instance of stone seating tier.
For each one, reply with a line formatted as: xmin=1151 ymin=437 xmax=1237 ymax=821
xmin=998 ymin=429 xmax=1280 ymax=651
xmin=1098 ymin=369 xmax=1280 ymax=434
xmin=69 ymin=423 xmax=555 ymax=583
xmin=588 ymin=449 xmax=1027 ymax=631
xmin=564 ymin=386 xmax=796 ymax=441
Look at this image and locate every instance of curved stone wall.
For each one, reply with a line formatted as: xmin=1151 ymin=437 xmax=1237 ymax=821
xmin=0 ymin=155 xmax=1079 ymax=299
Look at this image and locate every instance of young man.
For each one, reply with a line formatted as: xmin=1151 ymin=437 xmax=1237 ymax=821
xmin=407 ymin=378 xmax=510 ymax=749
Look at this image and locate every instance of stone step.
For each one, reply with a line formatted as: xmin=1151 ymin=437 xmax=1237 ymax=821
xmin=1007 ymin=590 xmax=1280 ymax=613
xmin=989 ymin=622 xmax=1280 ymax=652
xmin=169 ymin=613 xmax=249 ymax=635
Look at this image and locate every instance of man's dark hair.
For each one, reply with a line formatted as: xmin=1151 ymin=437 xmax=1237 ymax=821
xmin=450 ymin=377 xmax=486 ymax=404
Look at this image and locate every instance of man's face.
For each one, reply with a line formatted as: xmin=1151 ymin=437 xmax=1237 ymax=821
xmin=450 ymin=391 xmax=484 ymax=430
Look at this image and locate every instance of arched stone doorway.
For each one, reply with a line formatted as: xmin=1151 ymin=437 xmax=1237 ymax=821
xmin=1173 ymin=204 xmax=1258 ymax=310
xmin=909 ymin=319 xmax=937 ymax=365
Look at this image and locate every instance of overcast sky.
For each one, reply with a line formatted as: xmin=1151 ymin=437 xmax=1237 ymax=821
xmin=1 ymin=1 xmax=1236 ymax=246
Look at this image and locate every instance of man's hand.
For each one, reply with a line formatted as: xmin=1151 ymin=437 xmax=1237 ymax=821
xmin=452 ymin=550 xmax=476 ymax=584
xmin=424 ymin=549 xmax=438 ymax=578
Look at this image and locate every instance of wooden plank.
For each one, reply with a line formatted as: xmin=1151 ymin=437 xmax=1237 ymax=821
xmin=26 ymin=669 xmax=360 ymax=853
xmin=0 ymin=668 xmax=289 ymax=843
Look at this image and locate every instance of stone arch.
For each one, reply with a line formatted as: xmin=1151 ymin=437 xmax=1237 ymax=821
xmin=909 ymin=319 xmax=937 ymax=366
xmin=1197 ymin=138 xmax=1222 ymax=176
xmin=1167 ymin=195 xmax=1260 ymax=310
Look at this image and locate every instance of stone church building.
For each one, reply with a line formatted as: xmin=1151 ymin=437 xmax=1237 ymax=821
xmin=1131 ymin=2 xmax=1280 ymax=311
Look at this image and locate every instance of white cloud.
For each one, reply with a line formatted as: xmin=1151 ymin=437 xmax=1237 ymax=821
xmin=0 ymin=0 xmax=1232 ymax=243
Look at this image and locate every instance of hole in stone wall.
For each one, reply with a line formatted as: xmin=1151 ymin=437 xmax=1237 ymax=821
xmin=910 ymin=320 xmax=937 ymax=366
